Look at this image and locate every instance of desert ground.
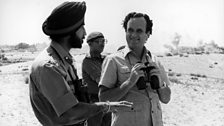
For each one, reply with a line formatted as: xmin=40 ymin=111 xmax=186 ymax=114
xmin=0 ymin=52 xmax=224 ymax=126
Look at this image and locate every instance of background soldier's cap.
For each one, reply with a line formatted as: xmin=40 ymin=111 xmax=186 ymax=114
xmin=86 ymin=32 xmax=104 ymax=43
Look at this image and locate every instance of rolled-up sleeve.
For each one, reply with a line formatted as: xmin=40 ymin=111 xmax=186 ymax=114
xmin=99 ymin=56 xmax=117 ymax=88
xmin=39 ymin=64 xmax=79 ymax=117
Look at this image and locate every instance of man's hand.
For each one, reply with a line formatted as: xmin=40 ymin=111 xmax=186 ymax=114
xmin=128 ymin=62 xmax=145 ymax=87
xmin=106 ymin=101 xmax=133 ymax=113
xmin=95 ymin=101 xmax=133 ymax=113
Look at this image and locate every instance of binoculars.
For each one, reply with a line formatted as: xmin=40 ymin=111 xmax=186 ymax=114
xmin=136 ymin=62 xmax=160 ymax=90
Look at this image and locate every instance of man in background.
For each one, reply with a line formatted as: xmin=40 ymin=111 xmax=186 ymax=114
xmin=82 ymin=32 xmax=111 ymax=126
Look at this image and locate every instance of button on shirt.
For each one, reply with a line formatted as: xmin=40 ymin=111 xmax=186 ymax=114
xmin=29 ymin=42 xmax=81 ymax=125
xmin=99 ymin=46 xmax=171 ymax=126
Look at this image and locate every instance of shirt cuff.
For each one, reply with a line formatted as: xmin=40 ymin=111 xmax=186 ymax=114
xmin=52 ymin=92 xmax=79 ymax=117
xmin=158 ymin=81 xmax=168 ymax=89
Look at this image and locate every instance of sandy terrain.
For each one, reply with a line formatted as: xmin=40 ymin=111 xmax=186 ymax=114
xmin=0 ymin=53 xmax=224 ymax=126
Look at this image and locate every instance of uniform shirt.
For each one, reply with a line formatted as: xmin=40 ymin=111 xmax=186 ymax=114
xmin=82 ymin=53 xmax=105 ymax=95
xmin=99 ymin=46 xmax=171 ymax=126
xmin=29 ymin=41 xmax=102 ymax=126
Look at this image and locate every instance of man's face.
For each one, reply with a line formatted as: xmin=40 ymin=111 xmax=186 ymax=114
xmin=90 ymin=37 xmax=106 ymax=53
xmin=68 ymin=25 xmax=86 ymax=49
xmin=126 ymin=17 xmax=149 ymax=51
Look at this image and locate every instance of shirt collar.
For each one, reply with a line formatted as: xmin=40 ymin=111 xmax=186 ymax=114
xmin=50 ymin=41 xmax=73 ymax=65
xmin=122 ymin=45 xmax=148 ymax=58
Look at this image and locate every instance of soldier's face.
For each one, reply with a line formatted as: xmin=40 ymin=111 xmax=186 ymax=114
xmin=69 ymin=25 xmax=86 ymax=49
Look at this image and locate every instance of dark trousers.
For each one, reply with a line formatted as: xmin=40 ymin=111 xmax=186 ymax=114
xmin=87 ymin=94 xmax=111 ymax=126
xmin=87 ymin=111 xmax=111 ymax=126
xmin=101 ymin=112 xmax=112 ymax=126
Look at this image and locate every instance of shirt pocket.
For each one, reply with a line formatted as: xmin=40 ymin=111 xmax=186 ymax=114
xmin=117 ymin=66 xmax=130 ymax=84
xmin=119 ymin=66 xmax=130 ymax=73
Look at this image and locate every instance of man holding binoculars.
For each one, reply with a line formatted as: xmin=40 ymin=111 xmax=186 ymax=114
xmin=99 ymin=12 xmax=171 ymax=126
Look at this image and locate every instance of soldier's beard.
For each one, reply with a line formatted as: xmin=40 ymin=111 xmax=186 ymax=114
xmin=68 ymin=34 xmax=83 ymax=49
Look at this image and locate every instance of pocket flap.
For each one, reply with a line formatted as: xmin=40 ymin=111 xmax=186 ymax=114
xmin=120 ymin=66 xmax=130 ymax=73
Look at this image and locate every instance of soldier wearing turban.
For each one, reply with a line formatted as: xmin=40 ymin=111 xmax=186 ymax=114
xmin=29 ymin=1 xmax=132 ymax=126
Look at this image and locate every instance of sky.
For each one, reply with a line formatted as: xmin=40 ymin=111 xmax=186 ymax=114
xmin=0 ymin=0 xmax=223 ymax=53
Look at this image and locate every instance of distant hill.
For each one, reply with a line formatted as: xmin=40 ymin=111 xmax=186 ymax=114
xmin=70 ymin=45 xmax=89 ymax=55
xmin=70 ymin=44 xmax=120 ymax=56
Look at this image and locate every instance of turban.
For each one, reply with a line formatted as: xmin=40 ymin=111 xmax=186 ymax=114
xmin=87 ymin=32 xmax=104 ymax=43
xmin=42 ymin=1 xmax=86 ymax=36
